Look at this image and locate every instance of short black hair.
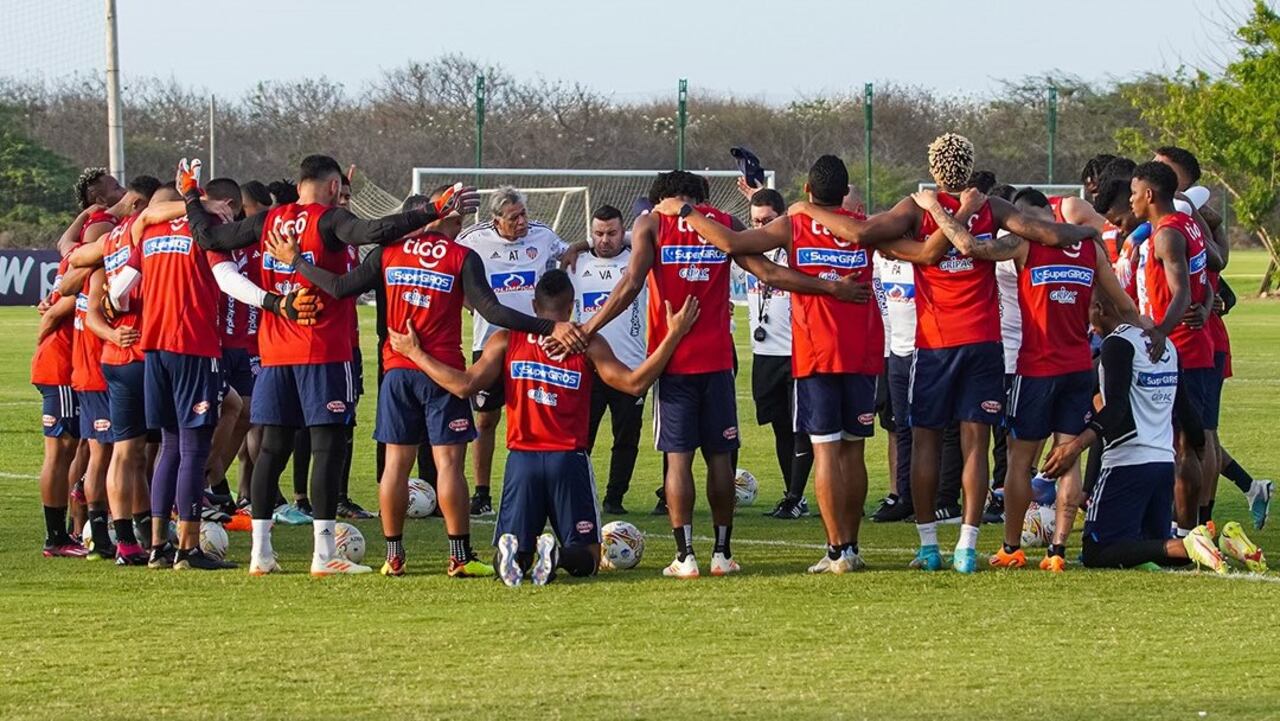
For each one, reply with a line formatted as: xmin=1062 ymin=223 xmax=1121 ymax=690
xmin=1154 ymin=145 xmax=1201 ymax=184
xmin=402 ymin=193 xmax=431 ymax=212
xmin=750 ymin=188 xmax=786 ymax=215
xmin=807 ymin=155 xmax=849 ymax=206
xmin=241 ymin=180 xmax=273 ymax=208
xmin=128 ymin=175 xmax=162 ymax=201
xmin=206 ymin=177 xmax=241 ymax=203
xmin=1081 ymin=154 xmax=1117 ymax=184
xmin=648 ymin=170 xmax=706 ymax=204
xmin=1091 ymin=158 xmax=1138 ymax=213
xmin=1133 ymin=161 xmax=1178 ymax=203
xmin=534 ymin=268 xmax=574 ymax=305
xmin=268 ymin=179 xmax=298 ymax=205
xmin=969 ymin=170 xmax=997 ymax=194
xmin=1012 ymin=187 xmax=1050 ymax=209
xmin=74 ymin=167 xmax=110 ymax=209
xmin=592 ymin=204 xmax=623 ymax=223
xmin=298 ymin=154 xmax=342 ymax=183
xmin=988 ymin=183 xmax=1018 ymax=202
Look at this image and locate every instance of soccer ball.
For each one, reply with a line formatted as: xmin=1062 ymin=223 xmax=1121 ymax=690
xmin=334 ymin=522 xmax=366 ymax=563
xmin=199 ymin=522 xmax=229 ymax=560
xmin=734 ymin=468 xmax=758 ymax=507
xmin=80 ymin=519 xmax=118 ymax=551
xmin=1021 ymin=502 xmax=1057 ymax=548
xmin=408 ymin=477 xmax=430 ymax=494
xmin=600 ymin=521 xmax=645 ymax=570
xmin=407 ymin=483 xmax=437 ymax=518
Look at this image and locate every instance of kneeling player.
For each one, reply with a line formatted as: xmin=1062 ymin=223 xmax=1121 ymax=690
xmin=391 ymin=270 xmax=699 ymax=586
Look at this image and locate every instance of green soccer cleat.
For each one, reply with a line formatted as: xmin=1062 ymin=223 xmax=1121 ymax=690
xmin=1218 ymin=521 xmax=1267 ymax=573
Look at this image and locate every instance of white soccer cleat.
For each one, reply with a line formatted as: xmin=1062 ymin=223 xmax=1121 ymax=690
xmin=709 ymin=552 xmax=741 ymax=577
xmin=841 ymin=548 xmax=867 ymax=572
xmin=530 ymin=533 xmax=558 ymax=586
xmin=807 ymin=554 xmax=837 ymax=574
xmin=496 ymin=533 xmax=522 ymax=587
xmin=248 ymin=555 xmax=283 ymax=576
xmin=310 ymin=556 xmax=372 ymax=577
xmin=662 ymin=554 xmax=700 ymax=579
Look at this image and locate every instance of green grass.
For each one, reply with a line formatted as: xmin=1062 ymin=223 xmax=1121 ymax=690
xmin=1 ymin=250 xmax=1277 ymax=720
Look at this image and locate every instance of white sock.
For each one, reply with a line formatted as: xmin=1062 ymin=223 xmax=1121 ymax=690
xmin=251 ymin=519 xmax=274 ymax=562
xmin=916 ymin=522 xmax=938 ymax=547
xmin=957 ymin=523 xmax=980 ymax=551
xmin=1176 ymin=526 xmax=1193 ymax=539
xmin=314 ymin=520 xmax=337 ymax=561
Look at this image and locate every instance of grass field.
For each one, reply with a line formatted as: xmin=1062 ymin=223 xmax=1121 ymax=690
xmin=0 ymin=250 xmax=1276 ymax=720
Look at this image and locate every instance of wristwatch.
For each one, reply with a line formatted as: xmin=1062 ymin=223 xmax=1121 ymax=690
xmin=679 ymin=203 xmax=694 ymax=218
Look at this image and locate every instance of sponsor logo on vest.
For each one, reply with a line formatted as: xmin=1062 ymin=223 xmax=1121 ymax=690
xmin=660 ymin=245 xmax=727 ymax=265
xmin=795 ymin=247 xmax=867 ymax=270
xmin=386 ymin=266 xmax=454 ymax=292
xmin=1137 ymin=371 xmax=1179 ymax=388
xmin=1030 ymin=265 xmax=1094 ymax=287
xmin=678 ymin=267 xmax=710 ymax=282
xmin=582 ymin=291 xmax=610 ymax=312
xmin=1049 ymin=288 xmax=1079 ymax=304
xmin=104 ymin=246 xmax=132 ymax=273
xmin=938 ymin=248 xmax=975 ymax=273
xmin=882 ymin=281 xmax=915 ymax=301
xmin=490 ymin=270 xmax=536 ymax=292
xmin=1189 ymin=249 xmax=1207 ymax=274
xmin=262 ymin=250 xmax=314 ymax=273
xmin=142 ymin=235 xmax=193 ymax=257
xmin=527 ymin=387 xmax=558 ymax=406
xmin=511 ymin=361 xmax=582 ymax=389
xmin=402 ymin=289 xmax=432 ymax=309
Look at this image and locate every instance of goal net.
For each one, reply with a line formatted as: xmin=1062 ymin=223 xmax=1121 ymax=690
xmin=917 ymin=182 xmax=1086 ymax=199
xmin=411 ymin=168 xmax=777 ymax=244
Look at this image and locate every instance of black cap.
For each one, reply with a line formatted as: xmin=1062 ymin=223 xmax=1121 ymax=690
xmin=730 ymin=146 xmax=766 ymax=189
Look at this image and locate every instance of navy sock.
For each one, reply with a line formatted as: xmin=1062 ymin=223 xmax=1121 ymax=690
xmin=673 ymin=525 xmax=694 ymax=561
xmin=1222 ymin=460 xmax=1253 ymax=494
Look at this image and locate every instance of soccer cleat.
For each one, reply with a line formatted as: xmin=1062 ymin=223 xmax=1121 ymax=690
xmin=114 ymin=542 xmax=148 ymax=566
xmin=380 ymin=554 xmax=406 ymax=577
xmin=469 ymin=494 xmax=494 ymax=517
xmin=807 ymin=554 xmax=838 ymax=574
xmin=871 ymin=495 xmax=914 ymax=523
xmin=1246 ymin=480 xmax=1273 ymax=530
xmin=147 ymin=543 xmax=176 ymax=569
xmin=448 ymin=555 xmax=496 ymax=579
xmin=495 ymin=533 xmax=522 ymax=587
xmin=841 ymin=548 xmax=867 ymax=572
xmin=952 ymin=547 xmax=979 ymax=574
xmin=224 ymin=514 xmax=252 ymax=533
xmin=1182 ymin=525 xmax=1228 ymax=575
xmin=765 ymin=496 xmax=789 ymax=518
xmin=85 ymin=543 xmax=117 ymax=562
xmin=1218 ymin=521 xmax=1267 ymax=573
xmin=1204 ymin=520 xmax=1217 ymax=539
xmin=989 ymin=546 xmax=1027 ymax=568
xmin=272 ymin=503 xmax=312 ymax=526
xmin=602 ymin=500 xmax=628 ymax=515
xmin=248 ymin=556 xmax=283 ymax=576
xmin=174 ymin=548 xmax=238 ymax=571
xmin=530 ymin=533 xmax=559 ymax=586
xmin=934 ymin=504 xmax=963 ymax=525
xmin=797 ymin=497 xmax=812 ymax=517
xmin=772 ymin=497 xmax=806 ymax=520
xmin=709 ymin=552 xmax=741 ymax=577
xmin=909 ymin=545 xmax=944 ymax=571
xmin=294 ymin=497 xmax=314 ymax=516
xmin=662 ymin=554 xmax=700 ymax=579
xmin=1039 ymin=554 xmax=1066 ymax=573
xmin=651 ymin=491 xmax=669 ymax=517
xmin=982 ymin=492 xmax=1005 ymax=525
xmin=310 ymin=556 xmax=372 ymax=576
xmin=43 ymin=540 xmax=89 ymax=558
xmin=336 ymin=498 xmax=375 ymax=520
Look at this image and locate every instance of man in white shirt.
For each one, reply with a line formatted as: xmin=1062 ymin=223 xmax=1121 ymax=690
xmin=572 ymin=205 xmax=647 ymax=515
xmin=457 ymin=186 xmax=578 ymax=515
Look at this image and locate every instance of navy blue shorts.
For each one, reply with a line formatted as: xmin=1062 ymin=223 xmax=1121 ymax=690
xmin=1006 ymin=370 xmax=1095 ymax=441
xmin=654 ymin=370 xmax=740 ymax=453
xmin=77 ymin=390 xmax=113 ymax=444
xmin=794 ymin=373 xmax=877 ymax=442
xmin=102 ymin=361 xmax=147 ymax=441
xmin=36 ymin=384 xmax=79 ymax=439
xmin=1181 ymin=366 xmax=1218 ymax=431
xmin=251 ymin=361 xmax=355 ymax=427
xmin=144 ymin=351 xmax=223 ymax=431
xmin=908 ymin=342 xmax=1004 ymax=429
xmin=494 ymin=449 xmax=601 ymax=553
xmin=221 ymin=347 xmax=259 ymax=398
xmin=887 ymin=353 xmax=912 ymax=433
xmin=374 ymin=368 xmax=477 ymax=446
xmin=1083 ymin=461 xmax=1174 ymax=544
xmin=1203 ymin=354 xmax=1228 ymax=431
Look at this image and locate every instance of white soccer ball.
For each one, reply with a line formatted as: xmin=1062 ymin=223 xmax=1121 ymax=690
xmin=1021 ymin=502 xmax=1057 ymax=548
xmin=407 ymin=483 xmax=437 ymax=518
xmin=81 ymin=519 xmax=118 ymax=551
xmin=334 ymin=522 xmax=366 ymax=563
xmin=600 ymin=521 xmax=645 ymax=570
xmin=734 ymin=468 xmax=758 ymax=507
xmin=199 ymin=521 xmax=229 ymax=560
xmin=408 ymin=477 xmax=430 ymax=494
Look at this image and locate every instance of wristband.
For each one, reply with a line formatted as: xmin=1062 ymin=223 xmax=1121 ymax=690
xmin=679 ymin=203 xmax=693 ymax=219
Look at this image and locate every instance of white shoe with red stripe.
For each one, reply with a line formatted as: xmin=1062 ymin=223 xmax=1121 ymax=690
xmin=662 ymin=554 xmax=699 ymax=579
xmin=709 ymin=552 xmax=741 ymax=577
xmin=310 ymin=555 xmax=372 ymax=577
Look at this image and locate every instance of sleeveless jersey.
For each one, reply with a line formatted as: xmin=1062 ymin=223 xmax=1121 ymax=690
xmin=504 ymin=331 xmax=594 ymax=451
xmin=1143 ymin=212 xmax=1212 ymax=370
xmin=31 ymin=257 xmax=76 ymax=386
xmin=1205 ymin=270 xmax=1230 ymax=361
xmin=139 ymin=217 xmax=225 ymax=358
xmin=874 ymin=252 xmax=916 ymax=357
xmin=79 ymin=209 xmax=118 ymax=243
xmin=648 ymin=206 xmax=735 ymax=374
xmin=219 ymin=246 xmax=262 ymax=354
xmin=71 ymin=276 xmax=107 ymax=391
xmin=100 ymin=215 xmax=144 ymax=366
xmin=457 ymin=221 xmax=567 ymax=351
xmin=381 ymin=231 xmax=469 ymax=373
xmin=1099 ymin=324 xmax=1180 ymax=468
xmin=743 ymin=249 xmax=793 ymax=357
xmin=572 ymin=248 xmax=647 ymax=370
xmin=788 ymin=208 xmax=884 ymax=377
xmin=259 ymin=203 xmax=354 ymax=366
xmin=1017 ymin=240 xmax=1096 ymax=376
xmin=914 ymin=195 xmax=1001 ymax=349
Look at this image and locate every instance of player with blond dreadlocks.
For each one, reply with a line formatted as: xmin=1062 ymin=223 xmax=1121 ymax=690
xmin=790 ymin=133 xmax=1102 ymax=573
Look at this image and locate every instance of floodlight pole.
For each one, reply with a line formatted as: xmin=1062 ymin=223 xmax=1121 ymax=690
xmin=1047 ymin=85 xmax=1058 ymax=184
xmin=208 ymin=95 xmax=216 ymax=179
xmin=864 ymin=83 xmax=873 ymax=211
xmin=676 ymin=78 xmax=688 ymax=170
xmin=474 ymin=74 xmax=486 ymax=170
xmin=104 ymin=0 xmax=125 ymax=182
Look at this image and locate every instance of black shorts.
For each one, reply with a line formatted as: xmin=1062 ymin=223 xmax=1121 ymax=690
xmin=750 ymin=354 xmax=792 ymax=426
xmin=470 ymin=348 xmax=505 ymax=413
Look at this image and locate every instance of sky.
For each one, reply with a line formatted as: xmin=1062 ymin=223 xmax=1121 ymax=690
xmin=2 ymin=0 xmax=1262 ymax=102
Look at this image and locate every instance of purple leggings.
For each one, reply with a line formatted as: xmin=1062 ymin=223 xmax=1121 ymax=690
xmin=150 ymin=426 xmax=214 ymax=522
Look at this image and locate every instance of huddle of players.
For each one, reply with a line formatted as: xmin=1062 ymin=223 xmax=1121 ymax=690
xmin=32 ymin=133 xmax=1268 ymax=581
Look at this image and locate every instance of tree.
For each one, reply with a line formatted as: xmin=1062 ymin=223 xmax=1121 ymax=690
xmin=0 ymin=104 xmax=77 ymax=248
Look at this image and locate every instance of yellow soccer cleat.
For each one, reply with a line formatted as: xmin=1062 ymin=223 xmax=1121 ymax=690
xmin=1218 ymin=521 xmax=1267 ymax=574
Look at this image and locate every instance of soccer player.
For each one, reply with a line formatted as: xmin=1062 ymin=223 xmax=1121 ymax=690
xmin=921 ymin=186 xmax=1145 ymax=571
xmin=790 ymin=134 xmax=1101 ymax=573
xmin=59 ymin=168 xmax=126 ymax=256
xmin=264 ymin=185 xmax=580 ymax=577
xmin=68 ymin=259 xmax=117 ymax=560
xmin=571 ymin=205 xmax=648 ymax=515
xmin=390 ymin=270 xmax=700 ymax=586
xmin=456 ymin=187 xmax=580 ymax=517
